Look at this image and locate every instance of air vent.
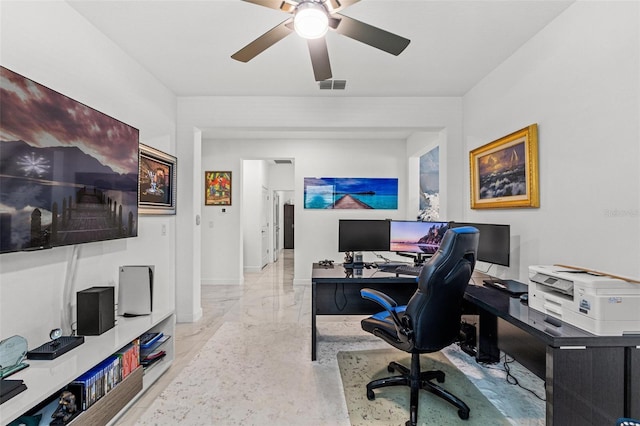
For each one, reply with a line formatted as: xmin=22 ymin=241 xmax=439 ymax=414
xmin=274 ymin=159 xmax=293 ymax=165
xmin=318 ymin=79 xmax=347 ymax=90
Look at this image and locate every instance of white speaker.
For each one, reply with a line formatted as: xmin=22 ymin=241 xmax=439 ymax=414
xmin=118 ymin=265 xmax=154 ymax=317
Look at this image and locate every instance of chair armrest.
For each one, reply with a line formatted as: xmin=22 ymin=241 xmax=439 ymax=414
xmin=360 ymin=288 xmax=398 ymax=311
xmin=360 ymin=288 xmax=405 ymax=328
xmin=361 ymin=288 xmax=414 ymax=343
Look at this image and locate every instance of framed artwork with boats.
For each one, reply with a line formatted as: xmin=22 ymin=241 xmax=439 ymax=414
xmin=469 ymin=124 xmax=539 ymax=209
xmin=303 ymin=177 xmax=398 ymax=209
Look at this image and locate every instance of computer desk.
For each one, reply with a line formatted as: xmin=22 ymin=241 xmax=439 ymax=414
xmin=311 ymin=263 xmax=417 ymax=361
xmin=311 ymin=263 xmax=640 ymax=426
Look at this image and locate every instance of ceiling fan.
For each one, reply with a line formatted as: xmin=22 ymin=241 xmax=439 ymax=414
xmin=231 ymin=0 xmax=410 ymax=81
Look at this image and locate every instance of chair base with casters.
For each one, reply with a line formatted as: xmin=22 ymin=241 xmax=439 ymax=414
xmin=366 ymin=352 xmax=470 ymax=426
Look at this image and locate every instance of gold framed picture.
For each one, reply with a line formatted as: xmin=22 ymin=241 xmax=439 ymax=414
xmin=205 ymin=171 xmax=232 ymax=206
xmin=469 ymin=124 xmax=539 ymax=209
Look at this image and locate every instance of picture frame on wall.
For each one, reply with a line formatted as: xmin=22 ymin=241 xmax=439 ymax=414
xmin=138 ymin=144 xmax=177 ymax=215
xmin=303 ymin=177 xmax=398 ymax=209
xmin=205 ymin=171 xmax=232 ymax=206
xmin=469 ymin=124 xmax=539 ymax=209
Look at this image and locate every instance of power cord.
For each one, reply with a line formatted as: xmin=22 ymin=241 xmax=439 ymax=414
xmin=476 ymin=262 xmax=495 ymax=276
xmin=373 ymin=252 xmax=391 ymax=263
xmin=334 ymin=283 xmax=347 ymax=311
xmin=480 ymin=354 xmax=546 ymax=401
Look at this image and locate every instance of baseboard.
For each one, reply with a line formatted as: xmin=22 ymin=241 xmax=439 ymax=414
xmin=293 ymin=278 xmax=311 ymax=286
xmin=176 ymin=306 xmax=202 ymax=323
xmin=201 ymin=278 xmax=244 ymax=285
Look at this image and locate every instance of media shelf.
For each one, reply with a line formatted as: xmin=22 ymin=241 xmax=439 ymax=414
xmin=1 ymin=308 xmax=175 ymax=426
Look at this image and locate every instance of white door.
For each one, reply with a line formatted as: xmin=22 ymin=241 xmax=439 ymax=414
xmin=261 ymin=187 xmax=269 ymax=268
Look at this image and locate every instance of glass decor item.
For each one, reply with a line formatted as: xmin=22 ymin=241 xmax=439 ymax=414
xmin=0 ymin=335 xmax=29 ymax=378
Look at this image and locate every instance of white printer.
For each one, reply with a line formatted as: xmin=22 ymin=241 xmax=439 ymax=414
xmin=528 ymin=265 xmax=640 ymax=336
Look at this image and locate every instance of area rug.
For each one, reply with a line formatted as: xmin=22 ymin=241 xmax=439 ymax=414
xmin=337 ymin=349 xmax=511 ymax=426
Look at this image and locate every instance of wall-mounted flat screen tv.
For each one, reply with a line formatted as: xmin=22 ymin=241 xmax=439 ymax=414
xmin=0 ymin=66 xmax=139 ymax=254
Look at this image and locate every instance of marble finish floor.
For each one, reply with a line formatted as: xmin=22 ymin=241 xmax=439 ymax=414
xmin=115 ymin=250 xmax=544 ymax=425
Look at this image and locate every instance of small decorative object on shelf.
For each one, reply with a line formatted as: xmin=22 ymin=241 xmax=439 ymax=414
xmin=0 ymin=335 xmax=29 ymax=378
xmin=50 ymin=391 xmax=78 ymax=424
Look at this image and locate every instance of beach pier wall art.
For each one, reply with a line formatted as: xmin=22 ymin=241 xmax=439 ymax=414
xmin=303 ymin=177 xmax=398 ymax=209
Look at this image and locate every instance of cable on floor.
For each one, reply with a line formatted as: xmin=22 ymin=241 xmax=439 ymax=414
xmin=479 ymin=354 xmax=546 ymax=401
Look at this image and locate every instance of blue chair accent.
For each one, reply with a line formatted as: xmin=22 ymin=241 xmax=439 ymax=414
xmin=617 ymin=418 xmax=640 ymax=426
xmin=360 ymin=227 xmax=479 ymax=426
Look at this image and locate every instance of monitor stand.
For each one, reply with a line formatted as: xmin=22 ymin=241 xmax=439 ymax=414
xmin=396 ymin=252 xmax=430 ymax=266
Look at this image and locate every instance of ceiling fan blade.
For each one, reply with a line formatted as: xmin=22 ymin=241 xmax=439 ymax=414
xmin=279 ymin=0 xmax=298 ymax=13
xmin=326 ymin=0 xmax=360 ymax=13
xmin=307 ymin=38 xmax=332 ymax=81
xmin=333 ymin=14 xmax=410 ymax=56
xmin=231 ymin=19 xmax=294 ymax=62
xmin=241 ymin=0 xmax=296 ymax=13
xmin=325 ymin=0 xmax=341 ymax=11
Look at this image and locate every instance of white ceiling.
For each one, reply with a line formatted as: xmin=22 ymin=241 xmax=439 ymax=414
xmin=68 ymin=0 xmax=574 ymax=98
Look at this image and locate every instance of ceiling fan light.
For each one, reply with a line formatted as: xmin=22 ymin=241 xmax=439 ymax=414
xmin=294 ymin=3 xmax=329 ymax=39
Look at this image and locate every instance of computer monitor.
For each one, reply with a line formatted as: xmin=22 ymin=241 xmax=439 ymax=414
xmin=449 ymin=222 xmax=510 ymax=266
xmin=389 ymin=221 xmax=449 ymax=257
xmin=338 ymin=219 xmax=390 ymax=253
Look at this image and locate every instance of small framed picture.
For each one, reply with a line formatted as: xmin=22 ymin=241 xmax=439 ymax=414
xmin=205 ymin=171 xmax=232 ymax=206
xmin=138 ymin=144 xmax=177 ymax=215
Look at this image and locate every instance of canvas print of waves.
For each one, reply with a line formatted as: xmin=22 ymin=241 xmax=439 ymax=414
xmin=477 ymin=142 xmax=527 ymax=199
xmin=304 ymin=177 xmax=398 ymax=209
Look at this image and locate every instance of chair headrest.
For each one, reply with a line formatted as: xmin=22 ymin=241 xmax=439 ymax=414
xmin=449 ymin=226 xmax=478 ymax=235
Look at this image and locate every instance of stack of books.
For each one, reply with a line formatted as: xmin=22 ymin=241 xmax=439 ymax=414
xmin=140 ymin=332 xmax=168 ymax=369
xmin=114 ymin=339 xmax=141 ymax=380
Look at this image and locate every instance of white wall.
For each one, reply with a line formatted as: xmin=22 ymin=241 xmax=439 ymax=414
xmin=0 ymin=1 xmax=177 ymax=344
xmin=462 ymin=1 xmax=640 ymax=281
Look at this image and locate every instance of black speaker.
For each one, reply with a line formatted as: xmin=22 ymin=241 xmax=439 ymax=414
xmin=77 ymin=286 xmax=115 ymax=336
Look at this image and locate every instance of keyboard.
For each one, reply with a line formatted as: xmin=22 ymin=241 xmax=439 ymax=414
xmin=394 ymin=265 xmax=423 ymax=276
xmin=376 ymin=262 xmax=409 ymax=272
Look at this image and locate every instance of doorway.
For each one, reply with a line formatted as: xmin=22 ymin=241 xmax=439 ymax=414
xmin=284 ymin=203 xmax=294 ymax=249
xmin=261 ymin=186 xmax=269 ymax=268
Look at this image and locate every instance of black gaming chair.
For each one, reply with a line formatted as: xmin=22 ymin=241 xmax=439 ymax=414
xmin=360 ymin=226 xmax=479 ymax=426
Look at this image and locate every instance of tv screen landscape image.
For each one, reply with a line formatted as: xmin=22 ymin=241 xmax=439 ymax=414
xmin=389 ymin=220 xmax=449 ymax=255
xmin=0 ymin=66 xmax=139 ymax=254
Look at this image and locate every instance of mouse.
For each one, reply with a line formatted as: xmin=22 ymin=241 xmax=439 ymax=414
xmin=520 ymin=293 xmax=529 ymax=304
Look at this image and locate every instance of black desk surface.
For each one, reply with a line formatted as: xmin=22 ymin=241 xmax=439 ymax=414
xmin=464 ymin=284 xmax=640 ymax=347
xmin=311 ymin=263 xmax=417 ymax=284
